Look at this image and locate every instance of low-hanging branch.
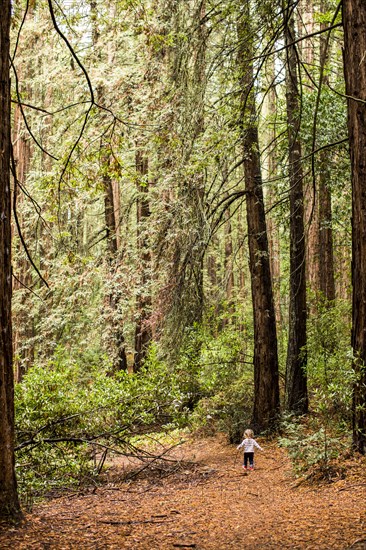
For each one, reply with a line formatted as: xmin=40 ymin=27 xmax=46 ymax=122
xmin=47 ymin=0 xmax=94 ymax=104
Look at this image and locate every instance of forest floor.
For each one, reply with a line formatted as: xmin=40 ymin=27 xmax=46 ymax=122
xmin=1 ymin=434 xmax=366 ymax=549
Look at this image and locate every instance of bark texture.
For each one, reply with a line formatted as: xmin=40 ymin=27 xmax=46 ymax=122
xmin=284 ymin=8 xmax=308 ymax=414
xmin=90 ymin=0 xmax=127 ymax=372
xmin=265 ymin=58 xmax=282 ymax=326
xmin=318 ymin=2 xmax=335 ymax=303
xmin=13 ymin=105 xmax=34 ymax=382
xmin=103 ymin=155 xmax=128 ymax=372
xmin=318 ymin=153 xmax=335 ymax=302
xmin=0 ymin=0 xmax=21 ymax=519
xmin=343 ymin=0 xmax=366 ymax=454
xmin=239 ymin=6 xmax=280 ymax=431
xmin=134 ymin=150 xmax=152 ymax=371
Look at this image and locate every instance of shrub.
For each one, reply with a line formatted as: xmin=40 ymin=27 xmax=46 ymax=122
xmin=279 ymin=413 xmax=350 ymax=480
xmin=14 ymin=347 xmax=184 ymax=501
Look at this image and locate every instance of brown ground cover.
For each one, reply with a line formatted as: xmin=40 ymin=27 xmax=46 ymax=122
xmin=1 ymin=435 xmax=366 ymax=549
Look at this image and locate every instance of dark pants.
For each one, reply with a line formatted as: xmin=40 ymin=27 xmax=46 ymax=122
xmin=243 ymin=452 xmax=254 ymax=468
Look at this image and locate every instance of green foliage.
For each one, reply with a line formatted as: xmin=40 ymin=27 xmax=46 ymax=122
xmin=279 ymin=415 xmax=349 ymax=480
xmin=307 ymin=299 xmax=354 ymax=425
xmin=9 ymin=0 xmax=357 ymax=501
xmin=192 ymin=378 xmax=253 ymax=444
xmin=14 ymin=347 xmax=184 ymax=500
xmin=279 ymin=301 xmax=354 ymax=478
xmin=177 ymin=321 xmax=254 ymax=443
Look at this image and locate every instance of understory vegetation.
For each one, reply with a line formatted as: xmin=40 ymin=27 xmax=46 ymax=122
xmin=15 ymin=298 xmax=354 ymax=501
xmin=2 ymin=0 xmax=365 ymax=515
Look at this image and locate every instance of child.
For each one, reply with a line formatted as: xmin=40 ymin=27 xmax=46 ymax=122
xmin=237 ymin=429 xmax=263 ymax=470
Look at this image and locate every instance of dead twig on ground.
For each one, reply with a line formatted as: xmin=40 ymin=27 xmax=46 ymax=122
xmin=338 ymin=483 xmax=366 ymax=492
xmin=99 ymin=518 xmax=174 ymax=526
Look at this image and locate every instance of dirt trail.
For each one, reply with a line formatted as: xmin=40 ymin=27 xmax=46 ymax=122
xmin=1 ymin=435 xmax=366 ymax=549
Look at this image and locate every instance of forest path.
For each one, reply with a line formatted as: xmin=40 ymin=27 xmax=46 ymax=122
xmin=1 ymin=434 xmax=366 ymax=549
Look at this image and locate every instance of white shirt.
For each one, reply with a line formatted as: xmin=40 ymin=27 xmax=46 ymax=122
xmin=237 ymin=437 xmax=263 ymax=453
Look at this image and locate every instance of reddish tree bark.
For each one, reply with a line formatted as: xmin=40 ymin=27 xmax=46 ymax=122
xmin=0 ymin=0 xmax=21 ymax=519
xmin=90 ymin=0 xmax=127 ymax=372
xmin=318 ymin=1 xmax=335 ymax=304
xmin=239 ymin=4 xmax=280 ymax=431
xmin=284 ymin=7 xmax=308 ymax=414
xmin=343 ymin=0 xmax=366 ymax=454
xmin=12 ymin=105 xmax=35 ymax=383
xmin=134 ymin=150 xmax=152 ymax=371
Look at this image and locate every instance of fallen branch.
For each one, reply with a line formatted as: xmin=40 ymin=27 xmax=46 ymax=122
xmin=349 ymin=539 xmax=366 ymax=548
xmin=99 ymin=518 xmax=173 ymax=526
xmin=123 ymin=441 xmax=186 ymax=481
xmin=338 ymin=483 xmax=366 ymax=492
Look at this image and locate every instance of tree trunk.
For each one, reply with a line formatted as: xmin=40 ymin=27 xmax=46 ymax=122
xmin=0 ymin=0 xmax=22 ymax=519
xmin=264 ymin=57 xmax=282 ymax=328
xmin=103 ymin=161 xmax=118 ymax=258
xmin=284 ymin=6 xmax=308 ymax=414
xmin=163 ymin=0 xmax=207 ymax=345
xmin=189 ymin=0 xmax=206 ymax=327
xmin=297 ymin=0 xmax=314 ymax=67
xmin=224 ymin=191 xmax=235 ymax=320
xmin=134 ymin=150 xmax=152 ymax=371
xmin=318 ymin=153 xmax=335 ymax=302
xmin=299 ymin=0 xmax=320 ymax=303
xmin=237 ymin=204 xmax=247 ymax=308
xmin=238 ymin=4 xmax=280 ymax=431
xmin=12 ymin=105 xmax=34 ymax=382
xmin=103 ymin=154 xmax=128 ymax=372
xmin=318 ymin=2 xmax=335 ymax=304
xmin=90 ymin=0 xmax=127 ymax=372
xmin=343 ymin=0 xmax=366 ymax=454
xmin=112 ymin=180 xmax=121 ymax=250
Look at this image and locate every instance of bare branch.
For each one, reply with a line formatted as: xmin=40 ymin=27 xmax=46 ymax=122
xmin=47 ymin=0 xmax=95 ymax=104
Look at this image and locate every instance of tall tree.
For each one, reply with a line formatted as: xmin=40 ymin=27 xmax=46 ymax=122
xmin=283 ymin=5 xmax=308 ymax=414
xmin=0 ymin=0 xmax=21 ymax=519
xmin=12 ymin=104 xmax=34 ymax=382
xmin=343 ymin=0 xmax=366 ymax=454
xmin=224 ymin=189 xmax=235 ymax=319
xmin=238 ymin=2 xmax=280 ymax=431
xmin=12 ymin=1 xmax=38 ymax=382
xmin=134 ymin=149 xmax=152 ymax=371
xmin=184 ymin=0 xmax=207 ymax=328
xmin=90 ymin=0 xmax=127 ymax=372
xmin=318 ymin=0 xmax=335 ymax=303
xmin=157 ymin=0 xmax=208 ymax=352
xmin=263 ymin=56 xmax=282 ymax=326
xmin=300 ymin=0 xmax=321 ymax=301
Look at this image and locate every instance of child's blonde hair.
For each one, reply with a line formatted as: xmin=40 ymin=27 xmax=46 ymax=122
xmin=244 ymin=429 xmax=254 ymax=438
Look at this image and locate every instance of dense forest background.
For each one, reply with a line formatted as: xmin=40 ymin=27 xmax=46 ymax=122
xmin=1 ymin=0 xmax=366 ymax=518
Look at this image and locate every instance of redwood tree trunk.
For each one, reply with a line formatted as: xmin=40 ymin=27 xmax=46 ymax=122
xmin=103 ymin=157 xmax=128 ymax=372
xmin=0 ymin=0 xmax=21 ymax=519
xmin=318 ymin=153 xmax=335 ymax=302
xmin=265 ymin=58 xmax=282 ymax=327
xmin=104 ymin=165 xmax=118 ymax=258
xmin=318 ymin=2 xmax=335 ymax=303
xmin=343 ymin=0 xmax=366 ymax=454
xmin=134 ymin=150 xmax=152 ymax=371
xmin=223 ymin=194 xmax=235 ymax=320
xmin=90 ymin=0 xmax=127 ymax=372
xmin=239 ymin=5 xmax=280 ymax=431
xmin=13 ymin=105 xmax=34 ymax=382
xmin=284 ymin=7 xmax=308 ymax=414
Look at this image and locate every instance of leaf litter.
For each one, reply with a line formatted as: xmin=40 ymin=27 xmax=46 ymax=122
xmin=0 ymin=434 xmax=366 ymax=549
